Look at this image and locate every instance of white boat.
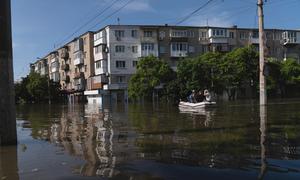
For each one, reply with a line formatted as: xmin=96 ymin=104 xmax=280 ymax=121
xmin=179 ymin=101 xmax=216 ymax=110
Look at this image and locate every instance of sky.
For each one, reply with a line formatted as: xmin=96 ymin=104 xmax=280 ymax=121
xmin=11 ymin=0 xmax=300 ymax=80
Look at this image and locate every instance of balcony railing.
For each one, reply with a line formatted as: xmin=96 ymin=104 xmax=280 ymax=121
xmin=170 ymin=51 xmax=188 ymax=57
xmin=282 ymin=38 xmax=298 ymax=45
xmin=86 ymin=75 xmax=108 ymax=90
xmin=141 ymin=50 xmax=158 ymax=57
xmin=209 ymin=37 xmax=229 ymax=44
xmin=94 ymin=37 xmax=107 ymax=46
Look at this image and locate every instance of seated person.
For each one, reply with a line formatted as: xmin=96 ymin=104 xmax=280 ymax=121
xmin=195 ymin=90 xmax=205 ymax=102
xmin=188 ymin=90 xmax=196 ymax=103
xmin=204 ymin=89 xmax=211 ymax=102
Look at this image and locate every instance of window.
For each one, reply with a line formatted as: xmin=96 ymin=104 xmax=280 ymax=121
xmin=94 ymin=45 xmax=102 ymax=54
xmin=142 ymin=43 xmax=154 ymax=51
xmin=229 ymin=32 xmax=235 ymax=39
xmin=171 ymin=30 xmax=188 ymax=37
xmin=240 ymin=32 xmax=247 ymax=39
xmin=115 ymin=45 xmax=125 ymax=53
xmin=115 ymin=30 xmax=125 ymax=37
xmin=171 ymin=42 xmax=188 ymax=51
xmin=84 ymin=65 xmax=87 ymax=72
xmin=201 ymin=32 xmax=207 ymax=38
xmin=159 ymin=31 xmax=166 ymax=40
xmin=117 ymin=76 xmax=126 ymax=83
xmin=95 ymin=45 xmax=105 ymax=54
xmin=212 ymin=29 xmax=227 ymax=37
xmin=189 ymin=46 xmax=195 ymax=53
xmin=252 ymin=31 xmax=259 ymax=38
xmin=94 ymin=32 xmax=101 ymax=41
xmin=202 ymin=45 xmax=208 ymax=53
xmin=116 ymin=61 xmax=126 ymax=68
xmin=132 ymin=60 xmax=138 ymax=67
xmin=131 ymin=30 xmax=138 ymax=38
xmin=159 ymin=46 xmax=166 ymax=53
xmin=95 ymin=61 xmax=101 ymax=69
xmin=144 ymin=30 xmax=153 ymax=37
xmin=132 ymin=46 xmax=138 ymax=53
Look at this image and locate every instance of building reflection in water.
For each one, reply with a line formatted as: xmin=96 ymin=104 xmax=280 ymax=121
xmin=46 ymin=104 xmax=136 ymax=178
xmin=18 ymin=103 xmax=300 ymax=179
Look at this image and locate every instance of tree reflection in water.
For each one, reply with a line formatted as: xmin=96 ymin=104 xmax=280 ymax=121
xmin=14 ymin=101 xmax=300 ymax=179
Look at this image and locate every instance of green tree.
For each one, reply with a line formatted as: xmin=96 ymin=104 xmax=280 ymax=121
xmin=15 ymin=72 xmax=61 ymax=103
xmin=128 ymin=56 xmax=175 ymax=100
xmin=221 ymin=46 xmax=259 ymax=100
xmin=280 ymin=58 xmax=300 ymax=96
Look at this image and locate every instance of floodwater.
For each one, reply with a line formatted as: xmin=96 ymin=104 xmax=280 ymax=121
xmin=1 ymin=99 xmax=300 ymax=180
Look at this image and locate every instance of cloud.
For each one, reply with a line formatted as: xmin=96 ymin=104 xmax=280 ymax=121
xmin=101 ymin=0 xmax=154 ymax=12
xmin=124 ymin=0 xmax=154 ymax=12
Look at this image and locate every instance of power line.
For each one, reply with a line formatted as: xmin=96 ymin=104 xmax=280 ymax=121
xmin=55 ymin=0 xmax=121 ymax=47
xmin=88 ymin=0 xmax=135 ymax=30
xmin=175 ymin=0 xmax=215 ymax=25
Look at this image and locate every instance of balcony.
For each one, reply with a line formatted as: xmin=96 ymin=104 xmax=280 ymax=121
xmin=170 ymin=51 xmax=188 ymax=57
xmin=94 ymin=37 xmax=107 ymax=46
xmin=141 ymin=50 xmax=158 ymax=57
xmin=51 ymin=63 xmax=59 ymax=73
xmin=74 ymin=72 xmax=84 ymax=79
xmin=60 ymin=50 xmax=69 ymax=59
xmin=61 ymin=64 xmax=70 ymax=71
xmin=74 ymin=51 xmax=84 ymax=66
xmin=86 ymin=75 xmax=108 ymax=90
xmin=61 ymin=75 xmax=70 ymax=83
xmin=209 ymin=37 xmax=228 ymax=44
xmin=103 ymin=83 xmax=128 ymax=90
xmin=94 ymin=51 xmax=107 ymax=61
xmin=95 ymin=61 xmax=108 ymax=75
xmin=282 ymin=38 xmax=298 ymax=45
xmin=50 ymin=57 xmax=59 ymax=63
xmin=249 ymin=38 xmax=259 ymax=44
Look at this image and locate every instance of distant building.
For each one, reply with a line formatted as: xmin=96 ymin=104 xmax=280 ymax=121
xmin=29 ymin=25 xmax=300 ymax=104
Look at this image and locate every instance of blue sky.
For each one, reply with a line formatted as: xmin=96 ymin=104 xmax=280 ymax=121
xmin=12 ymin=0 xmax=300 ymax=80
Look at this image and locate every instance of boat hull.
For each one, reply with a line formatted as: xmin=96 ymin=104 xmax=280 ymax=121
xmin=179 ymin=101 xmax=216 ymax=109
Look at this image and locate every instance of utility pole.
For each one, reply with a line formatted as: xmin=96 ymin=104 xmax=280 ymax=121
xmin=258 ymin=0 xmax=267 ymax=105
xmin=0 ymin=0 xmax=17 ymax=145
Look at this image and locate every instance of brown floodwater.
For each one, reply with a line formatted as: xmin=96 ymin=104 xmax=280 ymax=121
xmin=1 ymin=99 xmax=300 ymax=180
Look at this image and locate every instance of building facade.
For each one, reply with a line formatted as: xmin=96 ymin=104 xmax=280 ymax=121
xmin=30 ymin=25 xmax=300 ymax=104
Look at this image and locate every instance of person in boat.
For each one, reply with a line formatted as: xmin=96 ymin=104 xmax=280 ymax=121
xmin=195 ymin=90 xmax=205 ymax=102
xmin=188 ymin=90 xmax=197 ymax=103
xmin=204 ymin=89 xmax=211 ymax=102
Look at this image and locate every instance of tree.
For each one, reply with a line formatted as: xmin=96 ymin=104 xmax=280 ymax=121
xmin=221 ymin=46 xmax=259 ymax=100
xmin=128 ymin=56 xmax=175 ymax=100
xmin=15 ymin=72 xmax=61 ymax=103
xmin=280 ymin=58 xmax=300 ymax=96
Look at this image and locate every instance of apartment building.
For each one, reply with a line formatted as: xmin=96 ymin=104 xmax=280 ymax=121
xmin=30 ymin=25 xmax=300 ymax=104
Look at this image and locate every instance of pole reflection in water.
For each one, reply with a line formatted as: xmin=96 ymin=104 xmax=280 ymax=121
xmin=259 ymin=105 xmax=267 ymax=180
xmin=0 ymin=146 xmax=19 ymax=180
